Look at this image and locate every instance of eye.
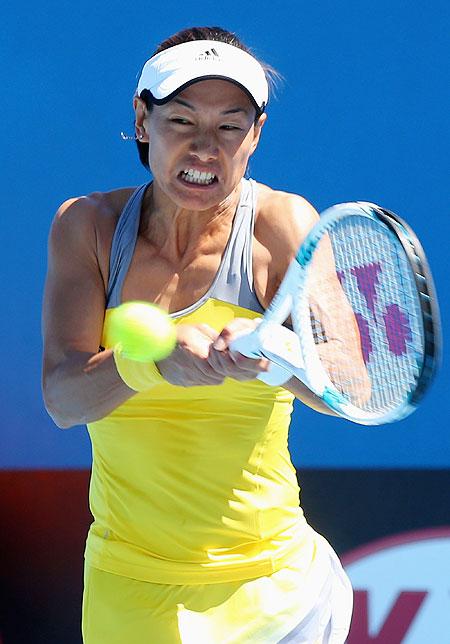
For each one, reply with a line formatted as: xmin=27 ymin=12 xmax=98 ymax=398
xmin=170 ymin=117 xmax=192 ymax=125
xmin=220 ymin=124 xmax=243 ymax=131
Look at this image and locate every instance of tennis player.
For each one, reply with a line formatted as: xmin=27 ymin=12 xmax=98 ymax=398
xmin=42 ymin=26 xmax=354 ymax=643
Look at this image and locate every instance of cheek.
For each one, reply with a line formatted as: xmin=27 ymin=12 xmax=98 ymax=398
xmin=147 ymin=133 xmax=173 ymax=174
xmin=232 ymin=134 xmax=258 ymax=167
xmin=238 ymin=125 xmax=259 ymax=154
xmin=148 ymin=127 xmax=189 ymax=165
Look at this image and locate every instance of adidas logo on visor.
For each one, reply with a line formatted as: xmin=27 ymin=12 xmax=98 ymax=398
xmin=195 ymin=48 xmax=220 ymax=62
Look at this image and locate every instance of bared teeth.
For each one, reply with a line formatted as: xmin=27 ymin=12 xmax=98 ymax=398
xmin=181 ymin=169 xmax=216 ymax=185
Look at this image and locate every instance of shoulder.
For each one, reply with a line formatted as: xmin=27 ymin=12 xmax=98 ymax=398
xmin=253 ymin=181 xmax=319 ymax=253
xmin=51 ymin=187 xmax=136 ymax=236
xmin=250 ymin=181 xmax=321 ymax=305
xmin=47 ymin=187 xmax=139 ymax=279
xmin=49 ymin=187 xmax=138 ymax=256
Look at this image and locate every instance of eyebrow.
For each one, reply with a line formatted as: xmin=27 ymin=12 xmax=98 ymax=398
xmin=172 ymin=98 xmax=250 ymax=115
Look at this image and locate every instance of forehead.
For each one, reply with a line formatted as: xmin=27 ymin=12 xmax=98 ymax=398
xmin=168 ymin=79 xmax=255 ymax=113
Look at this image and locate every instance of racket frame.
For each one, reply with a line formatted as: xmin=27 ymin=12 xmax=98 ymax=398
xmin=367 ymin=206 xmax=441 ymax=405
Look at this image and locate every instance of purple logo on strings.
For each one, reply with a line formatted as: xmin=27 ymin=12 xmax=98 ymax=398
xmin=351 ymin=264 xmax=382 ymax=319
xmin=384 ymin=304 xmax=412 ymax=356
xmin=339 ymin=262 xmax=411 ymax=363
xmin=354 ymin=313 xmax=373 ymax=364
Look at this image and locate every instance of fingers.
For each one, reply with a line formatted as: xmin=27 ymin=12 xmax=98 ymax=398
xmin=210 ymin=349 xmax=269 ymax=380
xmin=213 ymin=318 xmax=259 ymax=351
xmin=210 ymin=317 xmax=270 ymax=380
xmin=197 ymin=323 xmax=220 ymax=341
xmin=176 ymin=324 xmax=219 ymax=359
xmin=158 ymin=343 xmax=225 ymax=386
xmin=160 ymin=320 xmax=269 ymax=387
xmin=159 ymin=324 xmax=226 ymax=386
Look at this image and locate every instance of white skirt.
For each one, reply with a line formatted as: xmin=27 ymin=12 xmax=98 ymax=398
xmin=177 ymin=529 xmax=353 ymax=644
xmin=83 ymin=528 xmax=353 ymax=644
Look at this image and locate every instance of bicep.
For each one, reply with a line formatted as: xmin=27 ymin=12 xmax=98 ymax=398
xmin=255 ymin=192 xmax=321 ymax=308
xmin=42 ymin=200 xmax=107 ymax=374
xmin=308 ymin=236 xmax=371 ymax=403
xmin=308 ymin=235 xmax=357 ymax=334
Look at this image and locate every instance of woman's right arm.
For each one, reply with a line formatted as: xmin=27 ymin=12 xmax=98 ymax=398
xmin=42 ymin=197 xmax=270 ymax=429
xmin=42 ymin=196 xmax=135 ymax=428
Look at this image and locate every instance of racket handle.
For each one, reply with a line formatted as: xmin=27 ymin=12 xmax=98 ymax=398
xmin=230 ymin=323 xmax=304 ymax=387
xmin=257 ymin=363 xmax=292 ymax=386
xmin=230 ymin=326 xmax=265 ymax=359
xmin=230 ymin=330 xmax=291 ymax=385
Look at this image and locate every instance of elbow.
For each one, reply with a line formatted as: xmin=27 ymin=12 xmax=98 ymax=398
xmin=42 ymin=382 xmax=107 ymax=428
xmin=50 ymin=409 xmax=78 ymax=430
xmin=52 ymin=416 xmax=76 ymax=430
xmin=347 ymin=369 xmax=372 ymax=408
xmin=42 ymin=376 xmax=83 ymax=429
xmin=360 ymin=380 xmax=372 ymax=407
xmin=43 ymin=392 xmax=80 ymax=429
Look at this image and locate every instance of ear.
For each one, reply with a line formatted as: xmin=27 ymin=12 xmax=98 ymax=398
xmin=249 ymin=113 xmax=267 ymax=155
xmin=133 ymin=97 xmax=150 ymax=142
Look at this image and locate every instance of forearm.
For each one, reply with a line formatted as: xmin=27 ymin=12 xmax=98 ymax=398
xmin=43 ymin=349 xmax=134 ymax=429
xmin=284 ymin=376 xmax=338 ymax=416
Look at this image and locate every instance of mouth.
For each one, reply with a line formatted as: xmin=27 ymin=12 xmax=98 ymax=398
xmin=179 ymin=168 xmax=218 ymax=186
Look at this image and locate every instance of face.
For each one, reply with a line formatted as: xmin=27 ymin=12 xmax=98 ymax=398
xmin=134 ymin=79 xmax=266 ymax=211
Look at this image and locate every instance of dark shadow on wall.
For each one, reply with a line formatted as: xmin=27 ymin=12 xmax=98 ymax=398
xmin=0 ymin=471 xmax=91 ymax=644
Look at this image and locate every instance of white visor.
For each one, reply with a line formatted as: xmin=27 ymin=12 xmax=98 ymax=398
xmin=137 ymin=40 xmax=269 ymax=114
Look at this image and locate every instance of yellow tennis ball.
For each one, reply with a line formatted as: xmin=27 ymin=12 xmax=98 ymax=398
xmin=106 ymin=301 xmax=176 ymax=362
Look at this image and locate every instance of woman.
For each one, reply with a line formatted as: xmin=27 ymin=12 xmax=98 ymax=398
xmin=42 ymin=26 xmax=355 ymax=643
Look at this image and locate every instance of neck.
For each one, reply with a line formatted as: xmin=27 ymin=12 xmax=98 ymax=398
xmin=140 ymin=181 xmax=242 ymax=261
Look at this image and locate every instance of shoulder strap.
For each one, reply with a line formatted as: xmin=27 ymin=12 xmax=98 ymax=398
xmin=208 ymin=178 xmax=264 ymax=313
xmin=105 ymin=183 xmax=149 ymax=309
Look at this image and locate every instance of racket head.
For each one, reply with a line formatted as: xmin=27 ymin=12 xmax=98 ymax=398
xmin=292 ymin=202 xmax=441 ymax=424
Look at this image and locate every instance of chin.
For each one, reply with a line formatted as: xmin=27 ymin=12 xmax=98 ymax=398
xmin=172 ymin=178 xmax=229 ymax=210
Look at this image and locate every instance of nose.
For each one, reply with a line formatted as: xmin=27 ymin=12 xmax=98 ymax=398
xmin=190 ymin=128 xmax=219 ymax=161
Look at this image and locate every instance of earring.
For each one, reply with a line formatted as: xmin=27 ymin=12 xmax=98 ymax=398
xmin=120 ymin=132 xmax=144 ymax=141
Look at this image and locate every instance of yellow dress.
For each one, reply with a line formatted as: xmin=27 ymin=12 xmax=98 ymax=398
xmin=85 ymin=298 xmax=309 ymax=585
xmin=82 ymin=180 xmax=353 ymax=642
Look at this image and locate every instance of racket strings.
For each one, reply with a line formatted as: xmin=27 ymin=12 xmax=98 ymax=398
xmin=310 ymin=311 xmax=327 ymax=344
xmin=308 ymin=216 xmax=424 ymax=414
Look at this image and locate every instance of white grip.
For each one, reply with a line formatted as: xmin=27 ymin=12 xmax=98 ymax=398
xmin=257 ymin=363 xmax=292 ymax=386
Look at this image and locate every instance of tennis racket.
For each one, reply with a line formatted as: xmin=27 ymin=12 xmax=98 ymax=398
xmin=230 ymin=202 xmax=441 ymax=425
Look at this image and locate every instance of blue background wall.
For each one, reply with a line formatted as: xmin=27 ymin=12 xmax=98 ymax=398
xmin=2 ymin=0 xmax=449 ymax=469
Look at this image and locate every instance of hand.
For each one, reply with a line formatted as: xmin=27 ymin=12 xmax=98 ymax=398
xmin=156 ymin=323 xmax=227 ymax=386
xmin=156 ymin=321 xmax=269 ymax=387
xmin=209 ymin=318 xmax=270 ymax=382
